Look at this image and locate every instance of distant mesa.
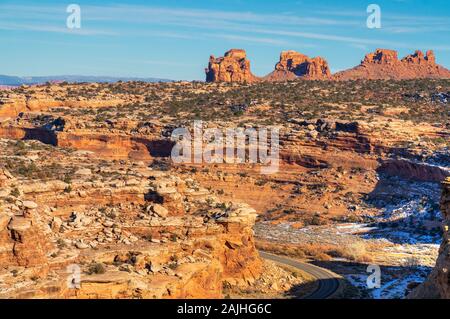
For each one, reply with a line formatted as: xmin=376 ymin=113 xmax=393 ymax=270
xmin=205 ymin=48 xmax=450 ymax=83
xmin=334 ymin=48 xmax=450 ymax=80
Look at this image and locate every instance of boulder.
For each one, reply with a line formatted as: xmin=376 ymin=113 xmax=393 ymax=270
xmin=22 ymin=201 xmax=38 ymax=209
xmin=0 ymin=213 xmax=11 ymax=231
xmin=8 ymin=217 xmax=32 ymax=232
xmin=151 ymin=204 xmax=168 ymax=218
xmin=2 ymin=169 xmax=14 ymax=179
xmin=75 ymin=168 xmax=92 ymax=176
xmin=75 ymin=241 xmax=89 ymax=249
xmin=50 ymin=217 xmax=63 ymax=232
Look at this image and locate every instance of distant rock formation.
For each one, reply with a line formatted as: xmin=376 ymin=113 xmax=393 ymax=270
xmin=335 ymin=49 xmax=450 ymax=80
xmin=205 ymin=48 xmax=450 ymax=83
xmin=264 ymin=50 xmax=331 ymax=81
xmin=402 ymin=50 xmax=436 ymax=65
xmin=363 ymin=49 xmax=399 ymax=65
xmin=205 ymin=49 xmax=259 ymax=83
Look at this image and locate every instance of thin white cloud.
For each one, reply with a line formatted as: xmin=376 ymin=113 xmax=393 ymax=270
xmin=243 ymin=27 xmax=402 ymax=47
xmin=202 ymin=33 xmax=289 ymax=46
xmin=0 ymin=22 xmax=118 ymax=36
xmin=0 ymin=3 xmax=360 ymax=27
xmin=349 ymin=43 xmax=370 ymax=51
xmin=1 ymin=3 xmax=448 ymax=49
xmin=84 ymin=4 xmax=360 ymax=27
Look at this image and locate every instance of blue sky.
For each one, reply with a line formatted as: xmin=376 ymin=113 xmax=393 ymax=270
xmin=1 ymin=0 xmax=449 ymax=80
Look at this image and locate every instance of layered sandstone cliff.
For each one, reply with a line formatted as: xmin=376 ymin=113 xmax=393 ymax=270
xmin=0 ymin=93 xmax=125 ymax=118
xmin=264 ymin=50 xmax=331 ymax=81
xmin=205 ymin=49 xmax=259 ymax=83
xmin=335 ymin=49 xmax=450 ymax=80
xmin=0 ymin=145 xmax=263 ymax=298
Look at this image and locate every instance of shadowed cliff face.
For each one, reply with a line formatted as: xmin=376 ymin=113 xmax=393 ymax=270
xmin=409 ymin=178 xmax=450 ymax=299
xmin=379 ymin=159 xmax=450 ymax=183
xmin=431 ymin=178 xmax=450 ymax=298
xmin=0 ymin=126 xmax=174 ymax=160
xmin=436 ymin=179 xmax=450 ymax=298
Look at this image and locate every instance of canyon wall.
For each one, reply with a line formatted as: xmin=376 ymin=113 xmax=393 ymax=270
xmin=409 ymin=177 xmax=450 ymax=299
xmin=0 ymin=126 xmax=174 ymax=160
xmin=379 ymin=159 xmax=450 ymax=183
xmin=0 ymin=96 xmax=125 ymax=118
xmin=0 ymin=166 xmax=263 ymax=298
xmin=436 ymin=178 xmax=450 ymax=298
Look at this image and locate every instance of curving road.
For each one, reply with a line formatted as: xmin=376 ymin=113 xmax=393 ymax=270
xmin=259 ymin=251 xmax=341 ymax=299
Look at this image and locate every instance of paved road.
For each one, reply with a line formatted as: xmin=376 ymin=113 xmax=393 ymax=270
xmin=259 ymin=251 xmax=341 ymax=299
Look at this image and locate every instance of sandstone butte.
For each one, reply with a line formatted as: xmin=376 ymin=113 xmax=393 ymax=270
xmin=205 ymin=48 xmax=450 ymax=83
xmin=264 ymin=50 xmax=331 ymax=81
xmin=205 ymin=49 xmax=259 ymax=83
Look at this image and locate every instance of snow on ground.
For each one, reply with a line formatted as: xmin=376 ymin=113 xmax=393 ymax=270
xmin=346 ymin=266 xmax=430 ymax=299
xmin=364 ymin=177 xmax=442 ymax=244
xmin=256 ymin=167 xmax=446 ymax=299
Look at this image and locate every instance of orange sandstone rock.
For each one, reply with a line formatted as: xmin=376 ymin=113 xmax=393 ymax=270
xmin=265 ymin=50 xmax=331 ymax=81
xmin=205 ymin=49 xmax=259 ymax=83
xmin=1 ymin=213 xmax=52 ymax=268
xmin=363 ymin=49 xmax=399 ymax=65
xmin=335 ymin=49 xmax=450 ymax=80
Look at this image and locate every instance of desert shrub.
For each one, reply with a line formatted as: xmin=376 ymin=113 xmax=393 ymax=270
xmin=331 ymin=242 xmax=373 ymax=262
xmin=10 ymin=188 xmax=20 ymax=198
xmin=402 ymin=256 xmax=421 ymax=267
xmin=314 ymin=252 xmax=333 ymax=261
xmin=257 ymin=240 xmax=373 ymax=263
xmin=87 ymin=263 xmax=106 ymax=275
